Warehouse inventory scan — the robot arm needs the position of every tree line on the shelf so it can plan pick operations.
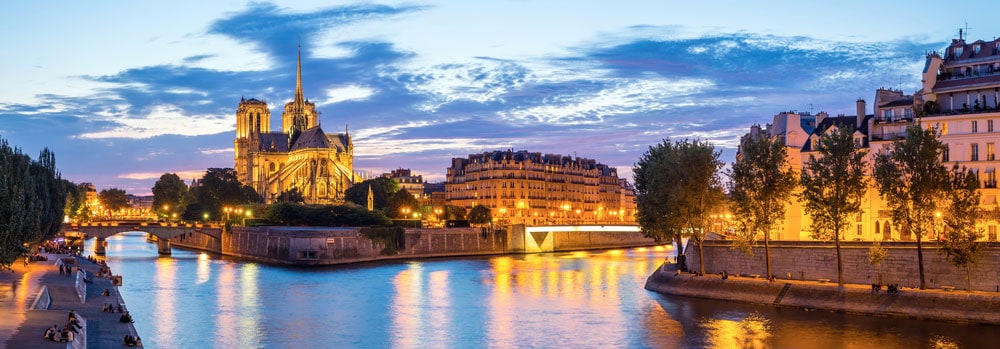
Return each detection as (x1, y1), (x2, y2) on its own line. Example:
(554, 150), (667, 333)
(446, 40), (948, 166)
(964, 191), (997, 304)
(0, 137), (66, 270)
(634, 124), (985, 290)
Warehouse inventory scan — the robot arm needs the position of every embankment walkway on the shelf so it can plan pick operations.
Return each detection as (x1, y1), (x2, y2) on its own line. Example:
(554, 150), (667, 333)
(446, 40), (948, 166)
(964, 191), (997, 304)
(645, 263), (1000, 325)
(0, 252), (141, 348)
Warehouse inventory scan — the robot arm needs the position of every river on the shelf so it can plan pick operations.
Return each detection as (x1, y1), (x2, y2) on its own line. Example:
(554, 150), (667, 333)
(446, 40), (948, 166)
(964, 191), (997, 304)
(86, 233), (999, 348)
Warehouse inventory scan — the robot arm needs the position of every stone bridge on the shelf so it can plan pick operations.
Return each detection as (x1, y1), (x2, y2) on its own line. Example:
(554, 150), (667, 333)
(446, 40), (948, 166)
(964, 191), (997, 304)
(62, 222), (223, 255)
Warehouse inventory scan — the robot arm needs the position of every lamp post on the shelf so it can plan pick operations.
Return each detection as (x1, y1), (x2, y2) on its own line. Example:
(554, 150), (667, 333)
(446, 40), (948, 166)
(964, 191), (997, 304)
(401, 207), (411, 219)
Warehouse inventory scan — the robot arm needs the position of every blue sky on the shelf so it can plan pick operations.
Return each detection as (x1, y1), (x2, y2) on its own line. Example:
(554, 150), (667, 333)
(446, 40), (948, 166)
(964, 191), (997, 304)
(0, 1), (993, 195)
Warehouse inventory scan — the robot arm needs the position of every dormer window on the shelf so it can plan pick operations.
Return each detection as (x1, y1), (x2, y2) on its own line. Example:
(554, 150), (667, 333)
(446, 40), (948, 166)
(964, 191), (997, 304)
(975, 44), (981, 55)
(955, 47), (964, 58)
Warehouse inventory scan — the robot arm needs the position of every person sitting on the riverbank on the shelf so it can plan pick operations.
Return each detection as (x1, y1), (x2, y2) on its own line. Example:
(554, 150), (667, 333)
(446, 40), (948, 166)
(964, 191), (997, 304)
(58, 327), (69, 342)
(674, 269), (681, 276)
(887, 284), (899, 294)
(116, 304), (124, 313)
(871, 284), (882, 293)
(124, 334), (135, 346)
(136, 336), (142, 347)
(120, 311), (134, 323)
(102, 288), (110, 296)
(64, 328), (75, 342)
(721, 270), (728, 280)
(43, 325), (56, 340)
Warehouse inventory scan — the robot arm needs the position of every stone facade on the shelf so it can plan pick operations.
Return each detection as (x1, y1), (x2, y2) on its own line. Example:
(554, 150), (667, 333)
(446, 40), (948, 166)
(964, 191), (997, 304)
(445, 150), (636, 226)
(686, 240), (1000, 292)
(234, 46), (355, 204)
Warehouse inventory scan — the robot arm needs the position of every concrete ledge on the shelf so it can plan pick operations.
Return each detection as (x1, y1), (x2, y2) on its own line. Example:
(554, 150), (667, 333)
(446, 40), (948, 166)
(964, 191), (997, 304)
(645, 263), (1000, 325)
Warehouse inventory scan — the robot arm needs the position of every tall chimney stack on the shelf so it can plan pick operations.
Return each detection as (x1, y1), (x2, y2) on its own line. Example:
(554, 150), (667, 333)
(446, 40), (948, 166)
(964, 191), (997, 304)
(856, 99), (866, 129)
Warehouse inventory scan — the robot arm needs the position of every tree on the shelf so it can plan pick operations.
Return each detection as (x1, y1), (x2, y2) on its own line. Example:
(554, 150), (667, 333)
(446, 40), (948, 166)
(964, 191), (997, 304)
(98, 188), (130, 217)
(873, 125), (950, 289)
(867, 241), (887, 287)
(468, 205), (492, 227)
(800, 127), (868, 286)
(152, 173), (188, 218)
(634, 139), (683, 262)
(939, 165), (984, 291)
(62, 180), (86, 222)
(387, 189), (419, 219)
(0, 138), (65, 269)
(444, 205), (467, 220)
(634, 138), (724, 273)
(728, 131), (797, 279)
(344, 177), (396, 211)
(275, 187), (305, 204)
(196, 168), (259, 220)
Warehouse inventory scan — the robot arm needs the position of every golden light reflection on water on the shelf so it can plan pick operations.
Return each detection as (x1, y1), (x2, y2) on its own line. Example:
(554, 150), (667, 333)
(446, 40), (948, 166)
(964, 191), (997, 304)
(702, 312), (772, 349)
(391, 263), (422, 348)
(481, 246), (675, 347)
(215, 262), (237, 345)
(196, 253), (210, 285)
(238, 263), (261, 346)
(153, 257), (177, 345)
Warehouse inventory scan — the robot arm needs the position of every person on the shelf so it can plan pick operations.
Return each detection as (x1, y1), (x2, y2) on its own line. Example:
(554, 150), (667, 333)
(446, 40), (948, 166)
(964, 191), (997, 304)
(674, 269), (681, 276)
(102, 288), (110, 296)
(43, 325), (55, 340)
(117, 304), (124, 313)
(124, 334), (133, 346)
(65, 329), (75, 342)
(58, 265), (63, 276)
(722, 270), (729, 280)
(136, 336), (143, 347)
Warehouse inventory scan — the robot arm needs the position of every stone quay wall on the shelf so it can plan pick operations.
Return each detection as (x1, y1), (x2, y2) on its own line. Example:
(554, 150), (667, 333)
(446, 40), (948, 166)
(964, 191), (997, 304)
(170, 225), (655, 265)
(170, 226), (508, 265)
(645, 263), (1000, 325)
(686, 240), (1000, 292)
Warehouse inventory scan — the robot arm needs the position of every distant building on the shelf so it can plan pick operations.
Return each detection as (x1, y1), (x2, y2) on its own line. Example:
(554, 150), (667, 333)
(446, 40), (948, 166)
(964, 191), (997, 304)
(383, 168), (425, 198)
(445, 150), (636, 226)
(233, 46), (356, 204)
(753, 34), (1000, 242)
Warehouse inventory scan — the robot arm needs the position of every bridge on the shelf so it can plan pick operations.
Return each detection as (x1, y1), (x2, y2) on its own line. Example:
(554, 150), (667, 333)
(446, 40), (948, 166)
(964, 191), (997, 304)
(61, 222), (223, 255)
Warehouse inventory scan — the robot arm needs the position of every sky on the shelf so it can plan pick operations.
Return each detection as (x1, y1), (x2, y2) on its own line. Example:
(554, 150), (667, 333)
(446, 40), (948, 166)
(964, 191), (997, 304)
(0, 1), (995, 195)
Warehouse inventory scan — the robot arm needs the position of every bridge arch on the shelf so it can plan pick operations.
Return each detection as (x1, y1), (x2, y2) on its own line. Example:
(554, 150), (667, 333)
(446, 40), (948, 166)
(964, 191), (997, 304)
(62, 223), (223, 255)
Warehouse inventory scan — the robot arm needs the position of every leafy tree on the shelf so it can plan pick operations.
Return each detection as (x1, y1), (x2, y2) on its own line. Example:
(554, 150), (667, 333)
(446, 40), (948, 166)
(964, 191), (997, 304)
(98, 188), (130, 217)
(444, 205), (467, 220)
(800, 127), (868, 286)
(635, 139), (724, 273)
(867, 241), (887, 286)
(263, 202), (390, 226)
(344, 177), (396, 210)
(0, 138), (65, 269)
(873, 125), (950, 289)
(634, 139), (683, 262)
(728, 131), (797, 279)
(939, 165), (984, 291)
(275, 187), (306, 203)
(196, 168), (259, 219)
(468, 205), (492, 227)
(62, 180), (82, 222)
(152, 173), (188, 218)
(388, 189), (419, 218)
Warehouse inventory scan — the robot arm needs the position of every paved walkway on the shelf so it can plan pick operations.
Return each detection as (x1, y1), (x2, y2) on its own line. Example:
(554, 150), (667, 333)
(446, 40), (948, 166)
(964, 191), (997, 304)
(0, 253), (141, 348)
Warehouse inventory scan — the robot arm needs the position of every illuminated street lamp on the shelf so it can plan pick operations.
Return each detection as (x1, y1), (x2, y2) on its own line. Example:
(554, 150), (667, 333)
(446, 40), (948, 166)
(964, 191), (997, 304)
(934, 211), (943, 240)
(401, 207), (411, 219)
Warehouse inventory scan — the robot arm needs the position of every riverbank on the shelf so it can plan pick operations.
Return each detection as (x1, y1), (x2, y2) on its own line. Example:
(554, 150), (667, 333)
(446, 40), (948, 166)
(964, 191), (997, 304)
(1, 252), (141, 348)
(645, 263), (1000, 325)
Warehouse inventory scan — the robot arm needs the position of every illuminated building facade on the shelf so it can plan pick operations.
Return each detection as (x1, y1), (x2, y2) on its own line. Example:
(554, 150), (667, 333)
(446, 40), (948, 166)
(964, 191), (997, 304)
(757, 33), (1000, 242)
(234, 46), (355, 204)
(445, 150), (636, 226)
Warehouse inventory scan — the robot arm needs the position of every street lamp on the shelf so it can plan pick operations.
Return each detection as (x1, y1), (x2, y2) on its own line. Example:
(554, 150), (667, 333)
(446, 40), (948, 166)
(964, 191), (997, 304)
(934, 211), (943, 241)
(401, 207), (411, 219)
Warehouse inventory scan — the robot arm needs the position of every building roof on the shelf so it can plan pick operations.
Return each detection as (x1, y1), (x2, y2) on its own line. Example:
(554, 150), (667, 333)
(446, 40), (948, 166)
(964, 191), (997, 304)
(879, 99), (913, 108)
(290, 126), (332, 151)
(257, 132), (290, 152)
(800, 114), (871, 151)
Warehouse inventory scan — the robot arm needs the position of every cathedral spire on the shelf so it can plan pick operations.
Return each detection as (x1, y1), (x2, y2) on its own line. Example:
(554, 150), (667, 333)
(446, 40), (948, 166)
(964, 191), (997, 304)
(294, 41), (304, 108)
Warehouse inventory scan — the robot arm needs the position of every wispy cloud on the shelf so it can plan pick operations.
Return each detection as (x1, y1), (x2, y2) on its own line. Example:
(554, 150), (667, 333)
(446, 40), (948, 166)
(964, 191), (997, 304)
(118, 169), (206, 181)
(317, 84), (376, 105)
(76, 105), (231, 139)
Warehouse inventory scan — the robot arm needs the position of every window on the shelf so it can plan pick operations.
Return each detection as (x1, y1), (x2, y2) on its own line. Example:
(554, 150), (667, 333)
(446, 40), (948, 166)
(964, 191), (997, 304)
(943, 145), (950, 162)
(991, 120), (995, 133)
(989, 143), (996, 161)
(972, 143), (980, 161)
(942, 122), (949, 135)
(857, 224), (863, 236)
(973, 120), (979, 133)
(991, 226), (997, 241)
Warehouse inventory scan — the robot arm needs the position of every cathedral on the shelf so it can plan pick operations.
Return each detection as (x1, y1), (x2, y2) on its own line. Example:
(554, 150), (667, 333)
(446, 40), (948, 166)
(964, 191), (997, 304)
(234, 47), (356, 204)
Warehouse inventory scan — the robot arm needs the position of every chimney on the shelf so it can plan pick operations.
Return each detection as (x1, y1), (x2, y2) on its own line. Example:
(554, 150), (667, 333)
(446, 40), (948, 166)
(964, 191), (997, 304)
(816, 111), (827, 127)
(856, 99), (866, 129)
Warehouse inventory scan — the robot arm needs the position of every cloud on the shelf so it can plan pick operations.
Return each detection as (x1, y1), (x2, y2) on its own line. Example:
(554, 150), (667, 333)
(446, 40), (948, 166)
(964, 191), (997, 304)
(76, 105), (231, 139)
(118, 170), (206, 181)
(317, 84), (376, 105)
(199, 148), (233, 155)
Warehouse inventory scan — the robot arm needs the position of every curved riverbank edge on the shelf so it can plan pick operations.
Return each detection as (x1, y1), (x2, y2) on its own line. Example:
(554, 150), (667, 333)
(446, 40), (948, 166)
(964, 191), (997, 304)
(644, 263), (1000, 325)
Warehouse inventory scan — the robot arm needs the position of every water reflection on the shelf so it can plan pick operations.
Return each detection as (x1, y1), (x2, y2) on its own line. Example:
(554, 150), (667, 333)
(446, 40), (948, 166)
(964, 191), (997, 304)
(86, 235), (1000, 348)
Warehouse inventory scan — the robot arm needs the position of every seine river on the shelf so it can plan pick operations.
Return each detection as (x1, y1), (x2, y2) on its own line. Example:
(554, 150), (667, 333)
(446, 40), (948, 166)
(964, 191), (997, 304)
(86, 233), (999, 348)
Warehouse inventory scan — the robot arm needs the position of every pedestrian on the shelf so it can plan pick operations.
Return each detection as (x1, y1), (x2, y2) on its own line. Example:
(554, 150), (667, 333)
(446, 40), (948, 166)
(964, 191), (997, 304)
(58, 265), (63, 276)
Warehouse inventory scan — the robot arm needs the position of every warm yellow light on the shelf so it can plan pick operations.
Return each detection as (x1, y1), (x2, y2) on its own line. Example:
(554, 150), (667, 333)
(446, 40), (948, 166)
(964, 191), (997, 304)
(934, 211), (942, 218)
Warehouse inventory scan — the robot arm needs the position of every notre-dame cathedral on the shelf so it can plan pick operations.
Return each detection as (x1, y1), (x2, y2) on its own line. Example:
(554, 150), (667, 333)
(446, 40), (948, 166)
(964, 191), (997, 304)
(234, 46), (355, 204)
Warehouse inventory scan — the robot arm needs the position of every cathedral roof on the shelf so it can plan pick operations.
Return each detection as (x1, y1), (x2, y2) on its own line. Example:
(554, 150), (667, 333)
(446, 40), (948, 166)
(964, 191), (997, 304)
(291, 126), (332, 151)
(256, 132), (290, 152)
